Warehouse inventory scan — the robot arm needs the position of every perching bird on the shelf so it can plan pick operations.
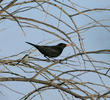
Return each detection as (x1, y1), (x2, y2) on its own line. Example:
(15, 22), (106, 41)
(25, 42), (69, 59)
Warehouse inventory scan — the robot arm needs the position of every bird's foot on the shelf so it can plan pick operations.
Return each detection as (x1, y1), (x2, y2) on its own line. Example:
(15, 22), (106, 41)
(58, 59), (63, 64)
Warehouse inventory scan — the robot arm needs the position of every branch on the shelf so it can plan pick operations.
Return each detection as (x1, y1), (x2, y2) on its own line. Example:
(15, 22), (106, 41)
(0, 0), (17, 14)
(70, 8), (110, 17)
(0, 77), (89, 99)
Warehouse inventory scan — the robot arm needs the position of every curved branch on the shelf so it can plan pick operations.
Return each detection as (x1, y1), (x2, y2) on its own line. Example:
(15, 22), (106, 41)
(0, 77), (89, 99)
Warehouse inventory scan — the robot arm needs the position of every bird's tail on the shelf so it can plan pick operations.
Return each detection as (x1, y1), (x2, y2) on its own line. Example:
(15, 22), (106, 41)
(25, 42), (38, 48)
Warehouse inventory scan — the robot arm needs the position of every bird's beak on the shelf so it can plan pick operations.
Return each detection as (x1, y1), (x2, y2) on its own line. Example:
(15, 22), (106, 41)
(66, 44), (70, 47)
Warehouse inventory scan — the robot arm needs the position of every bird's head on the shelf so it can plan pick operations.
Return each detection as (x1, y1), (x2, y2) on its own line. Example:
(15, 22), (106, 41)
(57, 43), (70, 48)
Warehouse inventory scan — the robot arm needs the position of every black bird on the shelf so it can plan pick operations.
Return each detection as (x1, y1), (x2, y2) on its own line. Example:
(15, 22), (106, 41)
(25, 42), (69, 58)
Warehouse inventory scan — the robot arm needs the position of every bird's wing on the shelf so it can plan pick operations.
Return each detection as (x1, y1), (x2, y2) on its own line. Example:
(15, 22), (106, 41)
(39, 46), (58, 53)
(38, 46), (61, 57)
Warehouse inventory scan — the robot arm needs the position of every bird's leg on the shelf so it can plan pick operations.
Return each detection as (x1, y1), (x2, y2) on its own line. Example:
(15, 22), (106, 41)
(44, 56), (51, 61)
(44, 56), (58, 62)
